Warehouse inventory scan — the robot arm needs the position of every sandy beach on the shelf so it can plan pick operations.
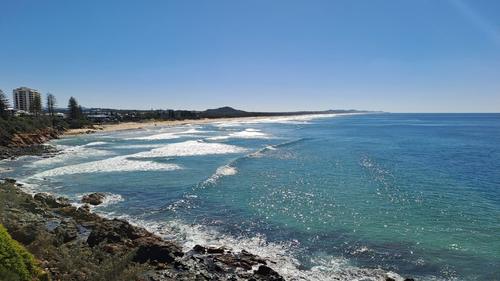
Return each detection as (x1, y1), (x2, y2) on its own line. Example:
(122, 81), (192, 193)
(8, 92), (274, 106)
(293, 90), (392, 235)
(63, 118), (239, 136)
(63, 115), (334, 136)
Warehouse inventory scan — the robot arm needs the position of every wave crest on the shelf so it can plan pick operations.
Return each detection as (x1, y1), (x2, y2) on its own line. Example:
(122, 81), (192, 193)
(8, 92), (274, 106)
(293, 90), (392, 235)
(31, 156), (182, 178)
(134, 140), (247, 158)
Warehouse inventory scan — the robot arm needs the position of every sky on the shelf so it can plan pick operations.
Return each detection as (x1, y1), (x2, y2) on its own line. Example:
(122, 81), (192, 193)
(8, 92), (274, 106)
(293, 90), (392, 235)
(0, 0), (499, 112)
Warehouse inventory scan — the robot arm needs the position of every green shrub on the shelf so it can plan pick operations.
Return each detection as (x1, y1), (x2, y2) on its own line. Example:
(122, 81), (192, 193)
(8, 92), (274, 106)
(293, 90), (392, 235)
(0, 224), (49, 281)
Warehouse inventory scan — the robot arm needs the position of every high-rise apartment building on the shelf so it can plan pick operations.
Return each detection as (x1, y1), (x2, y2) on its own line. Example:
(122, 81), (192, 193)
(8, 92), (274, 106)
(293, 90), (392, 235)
(13, 87), (41, 112)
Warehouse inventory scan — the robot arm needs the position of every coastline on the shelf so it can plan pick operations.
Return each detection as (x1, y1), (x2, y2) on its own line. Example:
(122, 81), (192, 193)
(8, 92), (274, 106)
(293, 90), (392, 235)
(63, 114), (347, 136)
(0, 179), (411, 281)
(63, 118), (239, 136)
(0, 179), (287, 281)
(0, 114), (418, 281)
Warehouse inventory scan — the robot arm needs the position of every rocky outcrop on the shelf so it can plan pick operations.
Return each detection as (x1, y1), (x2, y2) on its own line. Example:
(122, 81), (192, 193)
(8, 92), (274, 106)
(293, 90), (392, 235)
(0, 127), (61, 160)
(0, 143), (58, 160)
(0, 181), (287, 281)
(8, 128), (60, 147)
(81, 192), (106, 205)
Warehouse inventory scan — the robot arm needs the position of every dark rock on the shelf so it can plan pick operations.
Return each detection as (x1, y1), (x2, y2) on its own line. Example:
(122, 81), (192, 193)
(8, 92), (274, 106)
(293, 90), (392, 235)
(34, 193), (62, 208)
(87, 219), (151, 247)
(240, 250), (267, 265)
(215, 254), (254, 270)
(193, 244), (207, 253)
(254, 265), (284, 281)
(133, 236), (184, 264)
(404, 279), (415, 281)
(3, 178), (17, 184)
(386, 278), (396, 281)
(54, 221), (78, 243)
(206, 246), (225, 254)
(55, 205), (78, 216)
(81, 204), (91, 212)
(81, 192), (106, 205)
(56, 197), (71, 206)
(72, 205), (102, 222)
(87, 226), (123, 247)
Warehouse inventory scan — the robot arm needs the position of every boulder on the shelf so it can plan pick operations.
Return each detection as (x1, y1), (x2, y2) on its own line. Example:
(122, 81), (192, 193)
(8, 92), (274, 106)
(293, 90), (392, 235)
(133, 236), (184, 264)
(54, 221), (78, 243)
(81, 192), (106, 205)
(254, 265), (285, 281)
(87, 219), (152, 247)
(34, 193), (62, 208)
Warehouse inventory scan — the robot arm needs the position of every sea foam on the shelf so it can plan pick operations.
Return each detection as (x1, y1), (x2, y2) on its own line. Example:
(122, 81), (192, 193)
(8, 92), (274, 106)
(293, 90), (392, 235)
(134, 140), (247, 158)
(29, 144), (113, 166)
(213, 113), (343, 126)
(30, 140), (246, 178)
(128, 127), (208, 140)
(31, 155), (182, 178)
(203, 165), (238, 185)
(207, 128), (270, 141)
(107, 217), (407, 281)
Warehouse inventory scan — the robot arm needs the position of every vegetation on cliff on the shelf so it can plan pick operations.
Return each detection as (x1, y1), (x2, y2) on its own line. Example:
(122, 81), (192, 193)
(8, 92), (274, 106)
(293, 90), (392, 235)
(0, 224), (49, 281)
(0, 116), (63, 146)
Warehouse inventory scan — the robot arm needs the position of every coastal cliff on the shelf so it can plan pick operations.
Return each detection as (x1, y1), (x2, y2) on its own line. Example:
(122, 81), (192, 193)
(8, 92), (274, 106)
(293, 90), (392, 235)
(0, 117), (64, 160)
(7, 128), (60, 147)
(0, 180), (286, 281)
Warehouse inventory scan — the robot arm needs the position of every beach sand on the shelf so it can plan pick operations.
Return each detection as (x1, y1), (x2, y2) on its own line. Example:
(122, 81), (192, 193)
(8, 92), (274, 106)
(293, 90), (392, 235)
(64, 117), (266, 136)
(63, 113), (347, 136)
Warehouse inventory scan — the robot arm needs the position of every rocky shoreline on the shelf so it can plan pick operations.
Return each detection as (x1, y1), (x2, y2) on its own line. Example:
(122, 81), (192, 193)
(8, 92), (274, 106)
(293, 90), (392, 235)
(0, 180), (286, 281)
(0, 128), (61, 160)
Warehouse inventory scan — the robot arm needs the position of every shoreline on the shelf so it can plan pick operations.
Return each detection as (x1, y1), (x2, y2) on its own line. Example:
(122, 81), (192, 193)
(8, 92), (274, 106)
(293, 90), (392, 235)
(1, 112), (415, 281)
(0, 179), (411, 281)
(0, 179), (287, 281)
(63, 113), (349, 136)
(64, 118), (242, 136)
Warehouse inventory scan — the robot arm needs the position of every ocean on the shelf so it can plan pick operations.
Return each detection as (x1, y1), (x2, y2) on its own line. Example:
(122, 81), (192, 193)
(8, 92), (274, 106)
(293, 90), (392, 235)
(2, 113), (499, 280)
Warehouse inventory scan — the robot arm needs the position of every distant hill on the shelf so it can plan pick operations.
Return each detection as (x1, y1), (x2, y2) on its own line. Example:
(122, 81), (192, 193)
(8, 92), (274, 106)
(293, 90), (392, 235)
(198, 106), (373, 119)
(200, 106), (252, 118)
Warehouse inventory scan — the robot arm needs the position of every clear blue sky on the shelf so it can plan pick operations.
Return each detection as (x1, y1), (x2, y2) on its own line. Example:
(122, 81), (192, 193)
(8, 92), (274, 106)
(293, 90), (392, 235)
(1, 0), (499, 112)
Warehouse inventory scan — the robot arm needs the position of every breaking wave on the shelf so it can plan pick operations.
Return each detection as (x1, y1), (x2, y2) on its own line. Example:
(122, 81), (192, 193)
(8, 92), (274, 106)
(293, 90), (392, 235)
(83, 141), (109, 147)
(212, 113), (344, 126)
(130, 132), (182, 140)
(200, 138), (307, 187)
(30, 156), (182, 178)
(134, 140), (247, 158)
(29, 144), (113, 166)
(207, 128), (270, 141)
(203, 165), (238, 185)
(127, 127), (209, 140)
(102, 216), (406, 281)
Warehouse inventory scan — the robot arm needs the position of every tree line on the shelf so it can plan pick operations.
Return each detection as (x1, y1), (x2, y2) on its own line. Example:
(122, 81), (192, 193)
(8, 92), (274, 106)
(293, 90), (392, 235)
(0, 89), (86, 129)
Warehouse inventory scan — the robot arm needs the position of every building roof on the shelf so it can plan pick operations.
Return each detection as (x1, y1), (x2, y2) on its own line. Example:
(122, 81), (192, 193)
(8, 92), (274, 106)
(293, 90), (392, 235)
(13, 87), (40, 92)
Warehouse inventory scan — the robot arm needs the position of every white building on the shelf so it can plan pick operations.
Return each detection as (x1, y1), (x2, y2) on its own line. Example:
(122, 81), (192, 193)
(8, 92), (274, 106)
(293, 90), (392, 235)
(13, 87), (41, 113)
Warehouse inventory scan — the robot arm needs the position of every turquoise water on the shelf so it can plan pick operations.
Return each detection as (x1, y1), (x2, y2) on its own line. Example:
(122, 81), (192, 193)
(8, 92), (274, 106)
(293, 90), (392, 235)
(2, 113), (499, 280)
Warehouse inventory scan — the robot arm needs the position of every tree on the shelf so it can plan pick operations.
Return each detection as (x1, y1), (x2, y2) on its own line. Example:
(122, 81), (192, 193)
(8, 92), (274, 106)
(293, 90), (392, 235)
(67, 97), (86, 128)
(0, 90), (9, 119)
(30, 94), (42, 116)
(67, 97), (80, 120)
(46, 93), (56, 117)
